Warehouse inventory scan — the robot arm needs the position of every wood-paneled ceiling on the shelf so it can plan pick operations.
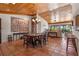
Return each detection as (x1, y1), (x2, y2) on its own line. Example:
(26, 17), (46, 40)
(0, 3), (72, 15)
(0, 3), (49, 16)
(0, 3), (37, 16)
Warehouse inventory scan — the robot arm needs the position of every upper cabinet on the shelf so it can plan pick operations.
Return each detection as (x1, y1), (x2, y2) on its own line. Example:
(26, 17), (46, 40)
(75, 15), (79, 30)
(76, 15), (79, 26)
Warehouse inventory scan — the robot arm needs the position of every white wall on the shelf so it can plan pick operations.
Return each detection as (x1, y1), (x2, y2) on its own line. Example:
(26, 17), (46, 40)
(71, 3), (79, 55)
(0, 13), (48, 43)
(72, 3), (79, 42)
(48, 3), (70, 11)
(37, 16), (48, 33)
(0, 14), (32, 43)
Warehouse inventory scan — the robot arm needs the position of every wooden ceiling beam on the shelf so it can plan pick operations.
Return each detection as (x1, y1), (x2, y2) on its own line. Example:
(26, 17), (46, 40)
(48, 20), (72, 24)
(0, 10), (35, 16)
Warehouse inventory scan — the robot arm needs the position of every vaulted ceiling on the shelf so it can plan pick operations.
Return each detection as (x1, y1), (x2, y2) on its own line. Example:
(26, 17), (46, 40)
(39, 4), (72, 23)
(0, 3), (72, 23)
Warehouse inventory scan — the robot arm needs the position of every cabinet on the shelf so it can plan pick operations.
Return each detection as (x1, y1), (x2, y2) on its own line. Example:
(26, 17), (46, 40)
(75, 15), (79, 30)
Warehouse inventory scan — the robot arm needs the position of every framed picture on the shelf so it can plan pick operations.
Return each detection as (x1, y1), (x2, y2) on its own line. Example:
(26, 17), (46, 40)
(11, 17), (29, 32)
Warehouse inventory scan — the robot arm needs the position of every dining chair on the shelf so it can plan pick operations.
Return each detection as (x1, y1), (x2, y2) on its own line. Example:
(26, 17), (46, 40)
(8, 35), (13, 42)
(42, 31), (48, 45)
(23, 35), (33, 48)
(34, 35), (42, 48)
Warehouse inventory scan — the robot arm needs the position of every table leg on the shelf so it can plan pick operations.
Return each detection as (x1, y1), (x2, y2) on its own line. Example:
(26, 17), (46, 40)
(66, 38), (69, 56)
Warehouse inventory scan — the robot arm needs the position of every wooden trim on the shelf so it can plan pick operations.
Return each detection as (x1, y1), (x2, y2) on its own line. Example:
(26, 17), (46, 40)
(75, 15), (79, 26)
(0, 11), (35, 16)
(48, 21), (72, 25)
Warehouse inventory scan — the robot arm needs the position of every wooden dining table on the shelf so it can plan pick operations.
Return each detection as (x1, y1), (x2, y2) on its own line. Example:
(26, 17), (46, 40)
(26, 33), (41, 42)
(24, 33), (43, 48)
(27, 33), (42, 36)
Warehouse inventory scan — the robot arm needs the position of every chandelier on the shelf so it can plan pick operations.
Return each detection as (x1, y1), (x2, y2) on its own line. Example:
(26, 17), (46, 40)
(32, 12), (40, 23)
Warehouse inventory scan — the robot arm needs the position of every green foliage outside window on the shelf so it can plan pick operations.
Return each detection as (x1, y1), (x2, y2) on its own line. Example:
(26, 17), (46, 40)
(50, 26), (58, 31)
(50, 25), (71, 32)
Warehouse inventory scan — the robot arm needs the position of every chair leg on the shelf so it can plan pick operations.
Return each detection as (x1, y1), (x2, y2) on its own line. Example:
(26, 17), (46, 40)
(23, 40), (29, 48)
(43, 39), (46, 45)
(26, 43), (29, 48)
(35, 41), (38, 47)
(40, 41), (42, 48)
(32, 42), (35, 48)
(23, 40), (26, 47)
(34, 40), (42, 48)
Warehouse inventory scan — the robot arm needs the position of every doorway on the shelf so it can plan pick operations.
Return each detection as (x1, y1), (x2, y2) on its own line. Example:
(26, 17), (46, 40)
(0, 18), (1, 44)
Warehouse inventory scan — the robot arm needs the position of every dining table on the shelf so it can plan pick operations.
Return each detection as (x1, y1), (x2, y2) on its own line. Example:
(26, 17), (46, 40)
(24, 33), (43, 48)
(27, 33), (42, 36)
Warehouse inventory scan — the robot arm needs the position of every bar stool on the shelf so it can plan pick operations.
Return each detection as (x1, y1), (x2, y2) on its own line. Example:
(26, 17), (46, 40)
(66, 34), (77, 56)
